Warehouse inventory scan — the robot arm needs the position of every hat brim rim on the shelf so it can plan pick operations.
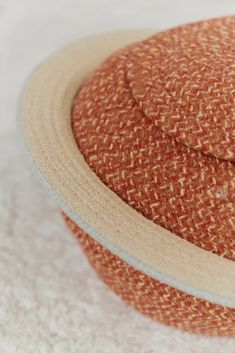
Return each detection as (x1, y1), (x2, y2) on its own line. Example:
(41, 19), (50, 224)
(19, 30), (235, 308)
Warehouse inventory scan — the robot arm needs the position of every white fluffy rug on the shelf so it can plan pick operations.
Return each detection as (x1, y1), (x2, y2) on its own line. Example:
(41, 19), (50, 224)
(1, 131), (235, 353)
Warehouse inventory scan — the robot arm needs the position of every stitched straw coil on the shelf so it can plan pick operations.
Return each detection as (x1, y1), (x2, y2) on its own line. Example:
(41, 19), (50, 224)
(72, 16), (235, 261)
(19, 15), (235, 336)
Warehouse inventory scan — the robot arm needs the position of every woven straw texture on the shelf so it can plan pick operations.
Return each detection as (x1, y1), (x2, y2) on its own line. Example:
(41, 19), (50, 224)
(72, 16), (235, 261)
(21, 30), (235, 307)
(69, 16), (235, 335)
(64, 215), (235, 336)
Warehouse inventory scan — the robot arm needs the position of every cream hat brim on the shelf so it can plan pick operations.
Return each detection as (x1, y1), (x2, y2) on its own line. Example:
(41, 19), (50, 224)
(19, 30), (235, 308)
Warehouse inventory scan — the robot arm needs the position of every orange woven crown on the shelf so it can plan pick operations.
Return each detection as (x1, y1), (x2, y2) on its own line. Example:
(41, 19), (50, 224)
(72, 16), (235, 261)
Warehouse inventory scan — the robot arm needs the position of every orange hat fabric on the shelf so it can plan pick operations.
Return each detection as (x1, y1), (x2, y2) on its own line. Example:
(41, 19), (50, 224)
(64, 214), (235, 336)
(19, 15), (235, 337)
(69, 16), (235, 335)
(72, 16), (235, 262)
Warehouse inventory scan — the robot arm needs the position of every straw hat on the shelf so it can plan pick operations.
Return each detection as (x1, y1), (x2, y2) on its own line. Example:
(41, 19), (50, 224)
(19, 16), (235, 335)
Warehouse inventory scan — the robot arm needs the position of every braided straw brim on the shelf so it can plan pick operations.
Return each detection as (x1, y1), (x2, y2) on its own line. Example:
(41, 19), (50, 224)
(19, 31), (235, 308)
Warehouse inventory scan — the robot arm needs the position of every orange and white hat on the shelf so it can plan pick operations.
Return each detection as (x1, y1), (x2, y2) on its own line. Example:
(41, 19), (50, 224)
(19, 16), (235, 335)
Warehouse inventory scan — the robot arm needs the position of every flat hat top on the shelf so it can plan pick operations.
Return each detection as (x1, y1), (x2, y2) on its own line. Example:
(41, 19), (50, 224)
(72, 16), (235, 262)
(127, 16), (235, 161)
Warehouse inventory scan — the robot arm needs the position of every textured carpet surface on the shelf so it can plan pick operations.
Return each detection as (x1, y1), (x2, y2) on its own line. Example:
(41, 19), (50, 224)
(1, 131), (235, 352)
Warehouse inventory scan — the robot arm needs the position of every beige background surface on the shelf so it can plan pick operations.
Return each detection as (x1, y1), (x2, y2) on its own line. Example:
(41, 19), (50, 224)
(1, 1), (235, 352)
